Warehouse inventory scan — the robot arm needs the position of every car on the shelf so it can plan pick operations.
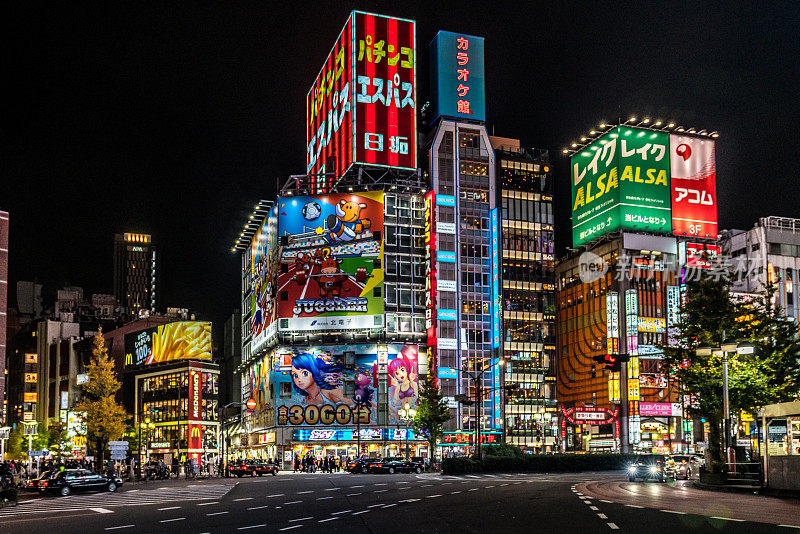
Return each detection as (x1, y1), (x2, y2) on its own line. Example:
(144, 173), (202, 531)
(23, 470), (51, 492)
(40, 469), (122, 496)
(671, 455), (693, 479)
(368, 457), (424, 474)
(347, 458), (382, 474)
(253, 461), (279, 476)
(229, 460), (258, 478)
(627, 454), (676, 483)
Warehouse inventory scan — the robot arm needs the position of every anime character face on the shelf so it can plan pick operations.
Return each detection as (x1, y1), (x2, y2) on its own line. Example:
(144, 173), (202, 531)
(393, 365), (408, 382)
(291, 365), (314, 391)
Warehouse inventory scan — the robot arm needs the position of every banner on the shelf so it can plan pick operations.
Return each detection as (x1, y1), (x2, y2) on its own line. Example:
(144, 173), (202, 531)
(670, 135), (717, 237)
(125, 322), (212, 367)
(276, 193), (384, 331)
(250, 205), (280, 353)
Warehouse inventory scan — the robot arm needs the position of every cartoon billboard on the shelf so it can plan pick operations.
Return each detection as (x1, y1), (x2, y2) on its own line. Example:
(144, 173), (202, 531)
(276, 192), (384, 331)
(250, 204), (280, 353)
(387, 344), (420, 425)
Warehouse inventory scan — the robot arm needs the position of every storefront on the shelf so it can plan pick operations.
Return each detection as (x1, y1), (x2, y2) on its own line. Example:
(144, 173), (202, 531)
(133, 361), (220, 469)
(288, 428), (428, 465)
(440, 431), (504, 456)
(560, 406), (620, 452)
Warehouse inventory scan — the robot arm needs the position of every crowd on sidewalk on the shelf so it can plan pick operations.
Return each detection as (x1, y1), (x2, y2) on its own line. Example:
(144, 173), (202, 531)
(293, 453), (348, 473)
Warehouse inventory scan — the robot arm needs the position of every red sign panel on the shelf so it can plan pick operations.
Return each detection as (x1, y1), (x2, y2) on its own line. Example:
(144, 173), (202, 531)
(353, 12), (416, 171)
(442, 432), (501, 445)
(670, 135), (718, 238)
(189, 369), (202, 422)
(306, 15), (354, 189)
(686, 243), (720, 269)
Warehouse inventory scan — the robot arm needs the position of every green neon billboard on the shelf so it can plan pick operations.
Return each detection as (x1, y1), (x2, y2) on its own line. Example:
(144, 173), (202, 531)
(571, 126), (672, 246)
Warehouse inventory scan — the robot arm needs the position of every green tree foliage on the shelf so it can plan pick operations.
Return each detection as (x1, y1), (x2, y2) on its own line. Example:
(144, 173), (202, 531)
(74, 330), (129, 464)
(6, 426), (25, 459)
(413, 371), (451, 462)
(663, 276), (800, 470)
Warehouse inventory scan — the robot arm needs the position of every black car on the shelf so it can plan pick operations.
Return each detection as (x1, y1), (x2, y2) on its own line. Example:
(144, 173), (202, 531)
(368, 457), (424, 474)
(40, 469), (122, 496)
(627, 454), (675, 483)
(23, 470), (51, 492)
(347, 458), (382, 474)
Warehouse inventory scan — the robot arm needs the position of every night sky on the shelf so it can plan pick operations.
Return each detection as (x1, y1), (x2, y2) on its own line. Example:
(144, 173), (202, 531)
(5, 2), (799, 325)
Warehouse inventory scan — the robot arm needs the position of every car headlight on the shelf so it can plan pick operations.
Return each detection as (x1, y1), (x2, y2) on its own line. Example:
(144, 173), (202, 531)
(649, 466), (659, 473)
(628, 466), (637, 473)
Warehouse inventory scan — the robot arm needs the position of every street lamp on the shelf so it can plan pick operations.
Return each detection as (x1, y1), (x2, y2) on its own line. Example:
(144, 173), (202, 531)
(219, 398), (256, 477)
(695, 336), (756, 462)
(398, 402), (417, 460)
(353, 393), (366, 459)
(461, 358), (505, 459)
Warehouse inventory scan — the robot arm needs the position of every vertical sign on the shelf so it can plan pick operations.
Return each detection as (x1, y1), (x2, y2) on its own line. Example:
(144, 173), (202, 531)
(605, 292), (619, 355)
(666, 285), (680, 347)
(306, 14), (354, 188)
(490, 208), (500, 348)
(429, 31), (486, 122)
(354, 12), (417, 171)
(425, 191), (438, 382)
(188, 369), (203, 450)
(670, 135), (717, 238)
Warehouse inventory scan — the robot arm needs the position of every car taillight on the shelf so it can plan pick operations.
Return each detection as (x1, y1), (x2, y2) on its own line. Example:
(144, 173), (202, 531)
(41, 481), (48, 487)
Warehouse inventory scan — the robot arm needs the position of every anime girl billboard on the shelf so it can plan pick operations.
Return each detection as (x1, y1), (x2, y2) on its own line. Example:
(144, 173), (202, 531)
(387, 344), (420, 424)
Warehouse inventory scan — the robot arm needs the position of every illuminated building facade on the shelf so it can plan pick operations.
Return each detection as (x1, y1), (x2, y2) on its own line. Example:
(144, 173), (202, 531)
(114, 232), (158, 315)
(0, 210), (7, 423)
(490, 138), (558, 451)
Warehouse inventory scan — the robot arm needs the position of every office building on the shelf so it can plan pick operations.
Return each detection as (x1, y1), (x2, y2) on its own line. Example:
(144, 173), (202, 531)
(491, 137), (558, 451)
(114, 233), (158, 315)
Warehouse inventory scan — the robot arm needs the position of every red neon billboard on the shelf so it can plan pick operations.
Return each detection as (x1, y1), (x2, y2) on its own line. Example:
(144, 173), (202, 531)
(306, 12), (417, 188)
(670, 135), (718, 238)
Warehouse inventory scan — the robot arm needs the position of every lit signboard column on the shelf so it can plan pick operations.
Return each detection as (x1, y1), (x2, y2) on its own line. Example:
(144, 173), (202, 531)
(188, 368), (203, 451)
(606, 292), (620, 404)
(490, 208), (501, 429)
(625, 289), (640, 444)
(429, 31), (485, 122)
(353, 12), (417, 171)
(425, 191), (438, 381)
(669, 135), (717, 238)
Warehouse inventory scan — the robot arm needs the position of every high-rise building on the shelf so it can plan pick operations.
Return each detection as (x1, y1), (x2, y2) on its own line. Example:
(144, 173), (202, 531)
(490, 138), (558, 452)
(721, 216), (800, 322)
(0, 210), (8, 423)
(114, 233), (158, 315)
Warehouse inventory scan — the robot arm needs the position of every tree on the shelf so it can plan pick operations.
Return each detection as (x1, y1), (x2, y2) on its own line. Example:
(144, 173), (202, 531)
(663, 276), (800, 470)
(74, 329), (129, 465)
(6, 426), (25, 459)
(413, 371), (451, 463)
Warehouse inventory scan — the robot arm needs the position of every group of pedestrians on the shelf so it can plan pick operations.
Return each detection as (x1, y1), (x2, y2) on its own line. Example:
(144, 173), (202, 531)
(293, 453), (346, 473)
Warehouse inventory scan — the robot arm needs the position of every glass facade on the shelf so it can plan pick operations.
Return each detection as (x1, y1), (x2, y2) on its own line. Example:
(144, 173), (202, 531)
(494, 146), (557, 451)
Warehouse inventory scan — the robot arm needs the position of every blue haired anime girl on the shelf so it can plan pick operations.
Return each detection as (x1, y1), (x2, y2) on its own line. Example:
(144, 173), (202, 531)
(290, 353), (352, 407)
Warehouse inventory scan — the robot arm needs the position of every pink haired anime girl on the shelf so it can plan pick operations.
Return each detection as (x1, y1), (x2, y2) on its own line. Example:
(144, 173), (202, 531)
(388, 352), (418, 409)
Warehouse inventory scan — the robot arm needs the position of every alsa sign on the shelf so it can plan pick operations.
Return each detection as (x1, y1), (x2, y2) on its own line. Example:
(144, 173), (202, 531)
(306, 11), (417, 182)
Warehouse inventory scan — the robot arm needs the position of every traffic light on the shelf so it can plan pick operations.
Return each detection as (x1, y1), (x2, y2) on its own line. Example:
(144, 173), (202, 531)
(593, 353), (630, 372)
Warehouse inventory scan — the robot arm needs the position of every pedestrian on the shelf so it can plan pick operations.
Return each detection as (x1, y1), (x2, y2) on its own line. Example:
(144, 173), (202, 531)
(293, 455), (299, 473)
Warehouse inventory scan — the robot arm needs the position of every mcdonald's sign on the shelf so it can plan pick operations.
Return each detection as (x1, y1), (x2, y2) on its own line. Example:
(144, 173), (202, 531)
(188, 423), (202, 450)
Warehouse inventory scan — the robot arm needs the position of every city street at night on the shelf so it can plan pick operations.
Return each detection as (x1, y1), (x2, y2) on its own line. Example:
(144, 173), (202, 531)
(1, 471), (798, 533)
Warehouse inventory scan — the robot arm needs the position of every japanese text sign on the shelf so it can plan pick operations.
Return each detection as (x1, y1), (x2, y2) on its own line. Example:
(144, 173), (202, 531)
(670, 135), (717, 238)
(430, 31), (485, 122)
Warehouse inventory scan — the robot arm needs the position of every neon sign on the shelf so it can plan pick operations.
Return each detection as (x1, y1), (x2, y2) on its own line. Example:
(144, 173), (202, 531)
(425, 190), (438, 381)
(430, 31), (485, 122)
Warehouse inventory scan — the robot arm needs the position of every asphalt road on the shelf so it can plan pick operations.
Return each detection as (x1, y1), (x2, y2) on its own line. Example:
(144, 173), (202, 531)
(1, 471), (798, 533)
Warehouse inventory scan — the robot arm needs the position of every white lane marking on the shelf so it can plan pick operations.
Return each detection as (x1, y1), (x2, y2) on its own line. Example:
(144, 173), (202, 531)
(289, 516), (313, 522)
(608, 523), (619, 530)
(711, 517), (745, 522)
(317, 496), (333, 500)
(468, 488), (478, 491)
(599, 500), (612, 504)
(238, 525), (267, 531)
(426, 494), (442, 498)
(485, 485), (495, 488)
(382, 504), (397, 508)
(625, 504), (643, 508)
(500, 483), (509, 487)
(420, 484), (433, 487)
(247, 505), (270, 510)
(297, 490), (314, 494)
(350, 485), (365, 488)
(598, 513), (608, 519)
(778, 525), (800, 529)
(279, 526), (302, 532)
(368, 504), (385, 508)
(159, 518), (186, 523)
(589, 506), (599, 511)
(400, 498), (420, 503)
(374, 483), (388, 486)
(374, 489), (388, 493)
(324, 488), (341, 491)
(267, 494), (285, 497)
(91, 508), (114, 514)
(346, 493), (362, 496)
(207, 511), (229, 516)
(319, 517), (338, 522)
(352, 510), (370, 515)
(331, 510), (352, 515)
(197, 502), (220, 506)
(158, 507), (180, 511)
(234, 497), (254, 501)
(661, 510), (686, 515)
(450, 491), (462, 494)
(397, 481), (409, 484)
(283, 500), (303, 505)
(104, 526), (134, 531)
